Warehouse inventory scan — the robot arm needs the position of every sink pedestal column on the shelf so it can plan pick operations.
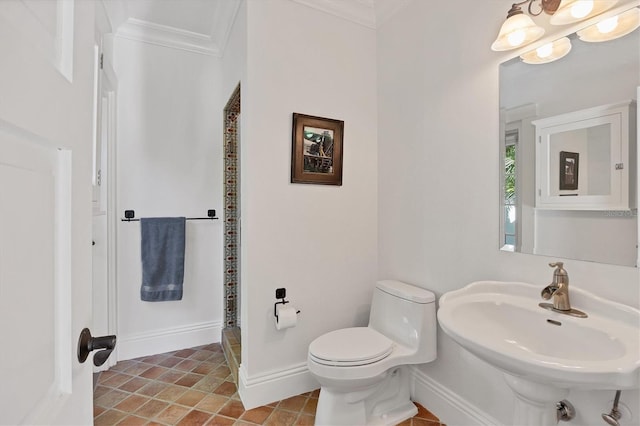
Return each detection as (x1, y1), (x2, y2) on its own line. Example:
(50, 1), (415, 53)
(504, 374), (569, 426)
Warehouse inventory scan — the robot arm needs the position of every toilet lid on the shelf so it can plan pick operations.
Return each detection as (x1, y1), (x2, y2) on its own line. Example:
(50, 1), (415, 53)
(309, 327), (393, 366)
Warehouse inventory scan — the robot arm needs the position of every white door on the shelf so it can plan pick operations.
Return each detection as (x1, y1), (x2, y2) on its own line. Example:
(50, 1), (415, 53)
(0, 1), (97, 424)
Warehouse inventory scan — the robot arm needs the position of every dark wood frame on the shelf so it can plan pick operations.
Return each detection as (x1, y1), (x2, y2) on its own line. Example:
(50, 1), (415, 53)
(291, 113), (344, 185)
(559, 151), (579, 190)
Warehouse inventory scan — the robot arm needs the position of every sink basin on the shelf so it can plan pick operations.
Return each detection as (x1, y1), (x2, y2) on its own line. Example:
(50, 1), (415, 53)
(437, 281), (640, 390)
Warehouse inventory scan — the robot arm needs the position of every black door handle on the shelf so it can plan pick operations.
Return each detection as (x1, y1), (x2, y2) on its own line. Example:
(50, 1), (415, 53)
(77, 328), (117, 367)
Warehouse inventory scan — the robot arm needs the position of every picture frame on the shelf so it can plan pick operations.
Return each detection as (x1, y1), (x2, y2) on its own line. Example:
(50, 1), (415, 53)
(291, 113), (344, 185)
(559, 151), (579, 190)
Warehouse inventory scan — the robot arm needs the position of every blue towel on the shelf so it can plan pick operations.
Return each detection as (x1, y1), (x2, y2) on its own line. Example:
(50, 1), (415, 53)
(140, 217), (186, 302)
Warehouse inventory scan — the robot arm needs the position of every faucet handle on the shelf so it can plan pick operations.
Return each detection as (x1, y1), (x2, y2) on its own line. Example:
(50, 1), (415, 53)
(549, 261), (564, 269)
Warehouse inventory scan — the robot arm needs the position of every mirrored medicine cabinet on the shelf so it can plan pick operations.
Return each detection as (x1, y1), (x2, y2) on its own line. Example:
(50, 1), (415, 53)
(499, 11), (639, 267)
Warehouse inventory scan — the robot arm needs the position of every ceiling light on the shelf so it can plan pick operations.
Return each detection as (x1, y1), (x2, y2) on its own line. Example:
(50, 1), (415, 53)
(550, 0), (618, 25)
(492, 3), (545, 51)
(520, 37), (572, 64)
(577, 7), (640, 42)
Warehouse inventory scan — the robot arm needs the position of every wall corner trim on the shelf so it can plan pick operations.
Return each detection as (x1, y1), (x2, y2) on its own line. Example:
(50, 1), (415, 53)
(238, 362), (319, 410)
(410, 366), (505, 426)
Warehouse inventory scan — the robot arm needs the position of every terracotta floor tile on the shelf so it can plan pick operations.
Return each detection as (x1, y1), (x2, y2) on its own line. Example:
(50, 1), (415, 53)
(155, 384), (188, 402)
(174, 348), (197, 358)
(137, 381), (168, 397)
(141, 354), (169, 365)
(302, 397), (317, 415)
(111, 360), (138, 372)
(102, 372), (132, 388)
(196, 394), (229, 413)
(213, 381), (237, 397)
(263, 409), (297, 426)
(125, 362), (153, 376)
(117, 414), (148, 426)
(190, 350), (214, 361)
(119, 377), (150, 393)
(95, 389), (130, 408)
(134, 399), (170, 418)
(192, 375), (223, 393)
(94, 409), (128, 426)
(177, 409), (213, 425)
(97, 369), (118, 382)
(176, 390), (208, 407)
(294, 413), (315, 426)
(415, 403), (440, 421)
(115, 394), (151, 412)
(159, 356), (184, 368)
(94, 385), (112, 399)
(277, 395), (307, 412)
(192, 361), (216, 375)
(175, 358), (200, 371)
(413, 418), (442, 426)
(140, 366), (170, 379)
(157, 370), (186, 384)
(176, 373), (205, 388)
(154, 403), (191, 424)
(239, 406), (273, 424)
(93, 405), (106, 418)
(94, 342), (446, 426)
(205, 415), (235, 426)
(211, 365), (231, 379)
(218, 399), (245, 419)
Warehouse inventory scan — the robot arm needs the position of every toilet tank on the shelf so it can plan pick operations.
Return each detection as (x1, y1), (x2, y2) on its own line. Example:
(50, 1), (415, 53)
(369, 280), (436, 362)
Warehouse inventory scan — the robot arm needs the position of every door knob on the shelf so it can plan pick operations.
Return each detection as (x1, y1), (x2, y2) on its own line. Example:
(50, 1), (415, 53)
(77, 328), (116, 367)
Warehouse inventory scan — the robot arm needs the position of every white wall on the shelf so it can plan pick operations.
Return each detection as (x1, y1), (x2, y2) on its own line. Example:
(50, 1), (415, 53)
(114, 37), (224, 359)
(238, 0), (378, 407)
(221, 0), (246, 107)
(377, 1), (639, 425)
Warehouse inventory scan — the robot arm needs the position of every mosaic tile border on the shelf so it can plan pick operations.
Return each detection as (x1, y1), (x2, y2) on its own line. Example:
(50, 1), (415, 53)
(223, 84), (241, 328)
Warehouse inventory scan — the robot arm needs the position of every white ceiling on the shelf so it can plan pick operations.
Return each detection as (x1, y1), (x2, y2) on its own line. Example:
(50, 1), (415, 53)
(105, 0), (411, 57)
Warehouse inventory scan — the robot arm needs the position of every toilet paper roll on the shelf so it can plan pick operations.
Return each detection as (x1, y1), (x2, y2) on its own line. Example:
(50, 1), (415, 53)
(275, 304), (298, 330)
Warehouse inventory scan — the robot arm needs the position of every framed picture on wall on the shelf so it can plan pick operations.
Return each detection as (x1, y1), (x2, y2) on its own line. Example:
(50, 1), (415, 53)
(559, 151), (579, 190)
(291, 113), (344, 185)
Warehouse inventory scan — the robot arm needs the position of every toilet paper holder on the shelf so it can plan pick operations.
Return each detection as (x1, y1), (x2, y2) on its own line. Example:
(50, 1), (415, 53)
(274, 287), (300, 320)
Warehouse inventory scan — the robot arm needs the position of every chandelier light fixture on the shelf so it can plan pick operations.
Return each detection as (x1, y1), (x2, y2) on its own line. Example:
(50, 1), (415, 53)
(491, 0), (619, 52)
(577, 7), (640, 42)
(519, 36), (572, 63)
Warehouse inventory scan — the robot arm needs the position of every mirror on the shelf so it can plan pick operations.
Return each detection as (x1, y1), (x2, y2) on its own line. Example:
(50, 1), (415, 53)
(499, 16), (639, 267)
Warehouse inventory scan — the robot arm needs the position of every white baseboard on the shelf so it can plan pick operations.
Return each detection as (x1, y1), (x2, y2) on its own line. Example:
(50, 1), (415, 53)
(238, 362), (319, 410)
(117, 320), (222, 361)
(410, 366), (504, 426)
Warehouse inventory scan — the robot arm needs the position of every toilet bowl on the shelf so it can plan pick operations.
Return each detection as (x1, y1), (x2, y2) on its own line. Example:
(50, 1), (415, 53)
(307, 280), (437, 426)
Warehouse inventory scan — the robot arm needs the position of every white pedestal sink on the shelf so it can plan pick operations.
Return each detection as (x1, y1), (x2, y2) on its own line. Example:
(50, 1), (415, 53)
(437, 281), (640, 425)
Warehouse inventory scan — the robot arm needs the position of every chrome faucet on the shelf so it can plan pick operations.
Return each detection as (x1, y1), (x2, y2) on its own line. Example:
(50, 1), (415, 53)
(539, 262), (587, 318)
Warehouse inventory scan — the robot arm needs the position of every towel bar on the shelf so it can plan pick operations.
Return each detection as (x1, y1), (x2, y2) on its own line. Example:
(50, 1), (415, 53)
(121, 209), (219, 222)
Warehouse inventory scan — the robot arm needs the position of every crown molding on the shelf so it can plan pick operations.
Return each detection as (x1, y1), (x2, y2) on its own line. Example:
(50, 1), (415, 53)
(291, 0), (376, 29)
(211, 0), (242, 57)
(375, 0), (412, 27)
(117, 18), (220, 56)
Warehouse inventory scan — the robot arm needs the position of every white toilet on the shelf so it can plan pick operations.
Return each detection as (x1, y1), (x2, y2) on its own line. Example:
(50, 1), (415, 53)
(307, 280), (437, 426)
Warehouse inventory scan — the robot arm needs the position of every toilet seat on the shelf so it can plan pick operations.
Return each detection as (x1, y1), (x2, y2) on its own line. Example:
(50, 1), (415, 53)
(309, 327), (393, 367)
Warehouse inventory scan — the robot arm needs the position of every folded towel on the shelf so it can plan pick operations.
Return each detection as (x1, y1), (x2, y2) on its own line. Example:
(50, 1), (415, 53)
(140, 217), (186, 302)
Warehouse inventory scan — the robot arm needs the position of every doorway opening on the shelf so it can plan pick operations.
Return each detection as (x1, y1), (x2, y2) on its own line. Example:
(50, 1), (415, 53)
(221, 84), (241, 384)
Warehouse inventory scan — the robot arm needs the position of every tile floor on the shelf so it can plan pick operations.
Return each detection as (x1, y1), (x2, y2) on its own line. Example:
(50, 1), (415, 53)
(94, 343), (445, 425)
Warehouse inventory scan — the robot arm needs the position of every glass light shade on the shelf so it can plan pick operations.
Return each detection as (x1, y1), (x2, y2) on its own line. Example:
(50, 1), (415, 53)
(520, 37), (572, 64)
(577, 8), (640, 42)
(492, 13), (545, 51)
(550, 0), (618, 25)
